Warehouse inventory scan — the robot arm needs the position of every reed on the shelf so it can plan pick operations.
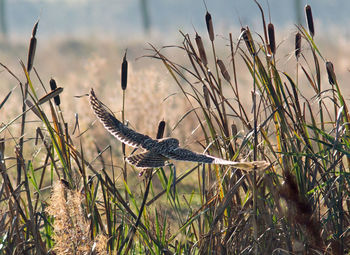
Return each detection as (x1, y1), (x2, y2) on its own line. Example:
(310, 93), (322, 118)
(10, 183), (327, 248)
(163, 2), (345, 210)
(121, 50), (128, 91)
(326, 61), (336, 85)
(205, 11), (214, 42)
(305, 5), (315, 37)
(195, 32), (208, 66)
(27, 20), (38, 73)
(0, 2), (348, 254)
(49, 78), (61, 106)
(295, 32), (301, 59)
(268, 23), (276, 55)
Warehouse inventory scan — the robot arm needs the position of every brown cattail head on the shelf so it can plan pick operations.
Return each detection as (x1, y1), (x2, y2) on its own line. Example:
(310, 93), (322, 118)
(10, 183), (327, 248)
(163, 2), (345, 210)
(295, 32), (301, 59)
(195, 33), (208, 66)
(268, 23), (276, 55)
(202, 85), (211, 109)
(205, 11), (214, 41)
(241, 27), (256, 56)
(326, 61), (336, 85)
(305, 5), (314, 37)
(50, 78), (61, 106)
(231, 123), (237, 137)
(49, 78), (57, 90)
(216, 59), (231, 83)
(156, 120), (166, 139)
(121, 50), (128, 90)
(27, 20), (39, 73)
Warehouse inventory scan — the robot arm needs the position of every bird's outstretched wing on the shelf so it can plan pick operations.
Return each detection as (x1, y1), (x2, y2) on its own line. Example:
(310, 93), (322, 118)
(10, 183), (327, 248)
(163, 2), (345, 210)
(165, 148), (214, 163)
(166, 148), (269, 171)
(90, 89), (156, 149)
(126, 151), (167, 168)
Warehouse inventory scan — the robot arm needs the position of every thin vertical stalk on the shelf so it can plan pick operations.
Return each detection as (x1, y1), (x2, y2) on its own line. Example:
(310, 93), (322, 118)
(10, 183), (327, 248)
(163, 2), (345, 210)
(121, 50), (128, 201)
(252, 50), (259, 255)
(17, 21), (39, 185)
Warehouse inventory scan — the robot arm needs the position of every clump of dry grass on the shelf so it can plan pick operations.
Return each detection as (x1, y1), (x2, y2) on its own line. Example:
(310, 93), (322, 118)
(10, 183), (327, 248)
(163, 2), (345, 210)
(46, 181), (107, 254)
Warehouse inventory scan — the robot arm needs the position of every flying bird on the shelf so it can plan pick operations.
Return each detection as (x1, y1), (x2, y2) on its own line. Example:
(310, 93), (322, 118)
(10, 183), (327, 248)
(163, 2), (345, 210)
(89, 89), (269, 171)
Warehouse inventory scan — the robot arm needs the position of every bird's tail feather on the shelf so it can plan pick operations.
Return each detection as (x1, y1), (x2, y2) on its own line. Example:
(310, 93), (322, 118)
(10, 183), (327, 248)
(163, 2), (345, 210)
(213, 158), (269, 171)
(126, 152), (167, 168)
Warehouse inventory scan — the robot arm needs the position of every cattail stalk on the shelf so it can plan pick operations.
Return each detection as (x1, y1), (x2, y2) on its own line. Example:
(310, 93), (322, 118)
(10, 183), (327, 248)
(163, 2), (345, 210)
(216, 59), (231, 83)
(156, 120), (166, 139)
(49, 78), (61, 106)
(231, 123), (237, 137)
(295, 32), (301, 59)
(195, 33), (207, 66)
(27, 21), (38, 73)
(326, 61), (336, 85)
(205, 11), (214, 42)
(326, 61), (338, 120)
(121, 49), (128, 201)
(18, 20), (39, 185)
(121, 50), (128, 90)
(202, 85), (211, 109)
(241, 27), (256, 56)
(305, 5), (314, 37)
(268, 23), (276, 55)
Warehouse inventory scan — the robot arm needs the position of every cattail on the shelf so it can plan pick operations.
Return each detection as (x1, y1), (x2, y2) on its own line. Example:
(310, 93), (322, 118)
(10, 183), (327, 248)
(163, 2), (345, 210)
(241, 27), (256, 56)
(216, 59), (231, 83)
(231, 123), (237, 137)
(205, 11), (214, 42)
(49, 78), (61, 106)
(268, 23), (276, 55)
(326, 61), (336, 85)
(156, 120), (166, 139)
(295, 32), (301, 59)
(27, 20), (39, 73)
(305, 5), (314, 37)
(195, 33), (208, 66)
(202, 85), (211, 109)
(121, 50), (128, 90)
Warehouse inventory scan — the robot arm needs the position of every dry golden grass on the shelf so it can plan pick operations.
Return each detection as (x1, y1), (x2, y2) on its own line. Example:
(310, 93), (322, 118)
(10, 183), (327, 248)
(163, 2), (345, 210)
(46, 181), (107, 254)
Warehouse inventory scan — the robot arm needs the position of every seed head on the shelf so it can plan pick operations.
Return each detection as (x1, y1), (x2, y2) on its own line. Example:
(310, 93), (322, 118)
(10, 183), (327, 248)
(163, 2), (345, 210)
(241, 27), (256, 56)
(295, 32), (301, 59)
(202, 85), (211, 109)
(305, 5), (314, 37)
(217, 59), (231, 83)
(326, 61), (336, 85)
(195, 33), (208, 66)
(205, 11), (214, 41)
(49, 78), (61, 106)
(121, 50), (128, 90)
(27, 21), (39, 73)
(156, 120), (166, 139)
(268, 23), (276, 55)
(231, 123), (237, 137)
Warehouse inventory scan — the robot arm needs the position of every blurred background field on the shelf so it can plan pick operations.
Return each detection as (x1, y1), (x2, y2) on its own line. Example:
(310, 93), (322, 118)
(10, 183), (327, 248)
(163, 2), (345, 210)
(2, 0), (350, 138)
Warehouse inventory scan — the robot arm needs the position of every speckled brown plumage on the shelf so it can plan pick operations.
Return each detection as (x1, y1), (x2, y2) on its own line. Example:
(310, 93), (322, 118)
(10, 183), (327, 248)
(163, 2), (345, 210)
(90, 89), (269, 170)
